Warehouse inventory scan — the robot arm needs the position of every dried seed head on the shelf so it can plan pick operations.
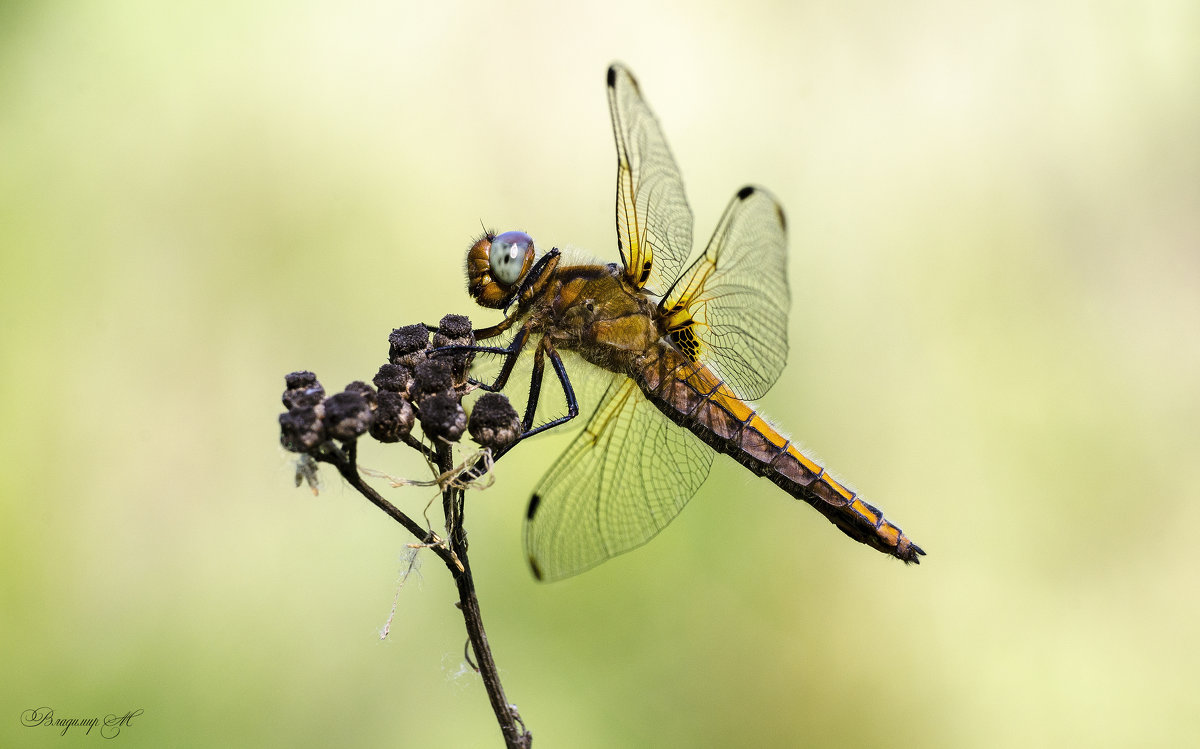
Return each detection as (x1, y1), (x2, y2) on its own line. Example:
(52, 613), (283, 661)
(285, 371), (320, 390)
(344, 380), (377, 408)
(468, 392), (522, 449)
(412, 359), (454, 402)
(373, 363), (412, 394)
(280, 407), (325, 452)
(417, 392), (467, 442)
(388, 324), (431, 368)
(435, 313), (472, 341)
(282, 371), (325, 410)
(433, 314), (475, 386)
(323, 391), (372, 441)
(370, 390), (415, 443)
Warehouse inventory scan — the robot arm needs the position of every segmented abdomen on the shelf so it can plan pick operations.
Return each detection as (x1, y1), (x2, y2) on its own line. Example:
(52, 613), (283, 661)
(635, 349), (925, 563)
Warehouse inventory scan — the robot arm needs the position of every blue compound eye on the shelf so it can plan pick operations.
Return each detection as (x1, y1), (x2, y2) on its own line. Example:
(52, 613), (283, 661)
(488, 231), (535, 286)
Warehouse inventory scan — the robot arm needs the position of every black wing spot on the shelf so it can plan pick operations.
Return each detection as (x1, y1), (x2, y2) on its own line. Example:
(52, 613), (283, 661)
(529, 556), (544, 581)
(527, 493), (542, 520)
(607, 66), (617, 87)
(737, 185), (756, 200)
(670, 325), (702, 361)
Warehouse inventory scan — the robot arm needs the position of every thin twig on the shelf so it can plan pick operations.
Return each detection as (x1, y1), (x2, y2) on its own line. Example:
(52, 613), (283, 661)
(313, 438), (530, 748)
(436, 442), (532, 749)
(314, 442), (457, 573)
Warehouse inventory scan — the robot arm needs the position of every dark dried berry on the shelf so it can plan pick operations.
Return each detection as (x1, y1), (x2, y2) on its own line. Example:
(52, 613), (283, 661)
(285, 371), (320, 390)
(369, 390), (414, 443)
(412, 359), (454, 401)
(389, 324), (430, 366)
(468, 393), (522, 449)
(435, 314), (473, 341)
(283, 371), (325, 409)
(373, 363), (411, 393)
(433, 314), (475, 386)
(280, 407), (325, 452)
(323, 391), (371, 441)
(344, 380), (377, 407)
(417, 392), (466, 442)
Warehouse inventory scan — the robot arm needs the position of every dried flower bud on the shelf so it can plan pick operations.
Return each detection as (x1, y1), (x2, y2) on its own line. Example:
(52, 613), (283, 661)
(433, 314), (475, 386)
(370, 390), (414, 443)
(283, 371), (325, 409)
(323, 391), (371, 441)
(412, 359), (453, 402)
(435, 313), (472, 341)
(418, 392), (466, 442)
(280, 406), (325, 452)
(344, 380), (377, 408)
(389, 324), (430, 368)
(373, 363), (411, 394)
(468, 393), (522, 449)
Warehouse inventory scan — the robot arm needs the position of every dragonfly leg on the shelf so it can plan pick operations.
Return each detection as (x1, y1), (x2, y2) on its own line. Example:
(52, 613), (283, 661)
(503, 248), (560, 313)
(431, 321), (534, 392)
(429, 301), (525, 341)
(459, 337), (578, 470)
(518, 338), (578, 439)
(472, 317), (518, 342)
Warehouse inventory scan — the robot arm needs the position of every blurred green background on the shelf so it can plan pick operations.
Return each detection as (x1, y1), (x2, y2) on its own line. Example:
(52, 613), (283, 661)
(3, 1), (1198, 746)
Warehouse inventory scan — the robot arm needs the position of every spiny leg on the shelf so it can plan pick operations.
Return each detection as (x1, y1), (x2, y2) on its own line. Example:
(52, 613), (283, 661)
(432, 320), (534, 393)
(517, 337), (578, 440)
(426, 309), (521, 342)
(462, 338), (579, 477)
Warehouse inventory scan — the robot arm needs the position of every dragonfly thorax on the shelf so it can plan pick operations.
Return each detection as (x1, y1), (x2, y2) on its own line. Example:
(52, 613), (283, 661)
(543, 267), (661, 373)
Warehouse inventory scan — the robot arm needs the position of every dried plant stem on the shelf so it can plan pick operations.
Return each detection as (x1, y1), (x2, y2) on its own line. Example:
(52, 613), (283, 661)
(437, 442), (530, 748)
(317, 440), (531, 748)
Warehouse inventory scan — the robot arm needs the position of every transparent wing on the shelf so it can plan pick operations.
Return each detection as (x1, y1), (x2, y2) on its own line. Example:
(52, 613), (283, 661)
(524, 375), (714, 582)
(659, 186), (790, 400)
(608, 63), (694, 296)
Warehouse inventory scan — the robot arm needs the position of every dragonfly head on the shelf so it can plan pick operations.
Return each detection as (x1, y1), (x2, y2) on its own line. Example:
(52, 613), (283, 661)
(466, 230), (547, 310)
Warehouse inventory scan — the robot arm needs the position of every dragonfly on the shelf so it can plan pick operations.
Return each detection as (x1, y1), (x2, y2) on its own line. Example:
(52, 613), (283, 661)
(458, 64), (924, 581)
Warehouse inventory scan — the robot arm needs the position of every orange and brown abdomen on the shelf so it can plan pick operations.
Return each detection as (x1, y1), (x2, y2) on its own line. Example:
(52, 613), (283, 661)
(635, 349), (925, 563)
